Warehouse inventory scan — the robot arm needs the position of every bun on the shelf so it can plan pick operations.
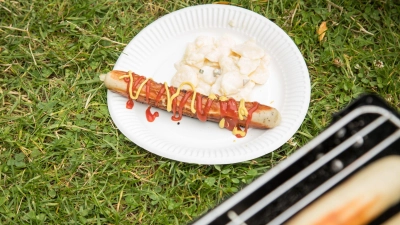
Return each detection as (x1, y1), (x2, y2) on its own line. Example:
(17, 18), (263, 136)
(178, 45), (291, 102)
(287, 156), (400, 225)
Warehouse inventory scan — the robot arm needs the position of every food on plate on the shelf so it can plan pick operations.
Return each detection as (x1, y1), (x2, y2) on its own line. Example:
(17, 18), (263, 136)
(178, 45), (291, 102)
(100, 70), (281, 137)
(286, 156), (400, 225)
(171, 35), (270, 101)
(384, 213), (400, 225)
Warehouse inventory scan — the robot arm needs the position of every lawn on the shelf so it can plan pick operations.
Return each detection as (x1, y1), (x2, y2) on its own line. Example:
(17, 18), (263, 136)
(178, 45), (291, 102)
(0, 0), (399, 224)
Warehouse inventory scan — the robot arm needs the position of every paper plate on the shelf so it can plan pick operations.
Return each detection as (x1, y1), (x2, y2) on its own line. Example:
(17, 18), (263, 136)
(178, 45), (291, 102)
(108, 4), (310, 164)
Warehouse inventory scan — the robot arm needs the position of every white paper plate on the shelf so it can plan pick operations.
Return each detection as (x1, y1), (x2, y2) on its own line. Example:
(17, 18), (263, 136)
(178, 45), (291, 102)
(108, 4), (310, 164)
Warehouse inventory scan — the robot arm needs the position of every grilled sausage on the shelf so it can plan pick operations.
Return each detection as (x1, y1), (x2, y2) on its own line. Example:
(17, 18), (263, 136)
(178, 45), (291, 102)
(287, 156), (400, 225)
(100, 70), (281, 133)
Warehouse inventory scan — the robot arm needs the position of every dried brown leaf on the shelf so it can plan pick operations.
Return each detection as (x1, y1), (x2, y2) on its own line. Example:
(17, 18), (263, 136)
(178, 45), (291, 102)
(318, 21), (328, 42)
(213, 1), (231, 4)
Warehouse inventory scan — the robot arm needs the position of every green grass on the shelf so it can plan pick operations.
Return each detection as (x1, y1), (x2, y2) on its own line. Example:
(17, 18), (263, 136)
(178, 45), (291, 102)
(0, 0), (399, 224)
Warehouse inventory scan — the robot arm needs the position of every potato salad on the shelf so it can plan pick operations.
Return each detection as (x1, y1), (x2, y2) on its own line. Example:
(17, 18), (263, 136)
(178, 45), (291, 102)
(171, 35), (270, 101)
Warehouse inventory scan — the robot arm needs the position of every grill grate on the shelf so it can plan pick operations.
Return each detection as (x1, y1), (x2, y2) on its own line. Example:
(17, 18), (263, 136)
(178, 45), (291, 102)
(192, 95), (400, 225)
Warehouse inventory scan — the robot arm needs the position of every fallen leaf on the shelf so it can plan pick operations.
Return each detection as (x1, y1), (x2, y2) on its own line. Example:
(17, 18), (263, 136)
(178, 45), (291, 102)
(318, 21), (328, 42)
(213, 1), (231, 4)
(213, 1), (241, 5)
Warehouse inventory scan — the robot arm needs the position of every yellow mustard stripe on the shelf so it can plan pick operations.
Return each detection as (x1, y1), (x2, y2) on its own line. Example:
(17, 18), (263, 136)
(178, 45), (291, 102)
(119, 75), (130, 79)
(132, 77), (151, 100)
(219, 96), (228, 101)
(169, 82), (197, 114)
(128, 71), (135, 99)
(164, 82), (172, 112)
(219, 118), (225, 128)
(238, 99), (248, 120)
(232, 127), (246, 137)
(208, 93), (217, 100)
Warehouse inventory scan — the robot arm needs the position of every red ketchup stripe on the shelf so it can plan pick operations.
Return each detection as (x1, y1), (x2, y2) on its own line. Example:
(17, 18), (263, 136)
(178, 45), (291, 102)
(196, 94), (214, 122)
(172, 91), (193, 121)
(145, 106), (159, 122)
(123, 73), (260, 136)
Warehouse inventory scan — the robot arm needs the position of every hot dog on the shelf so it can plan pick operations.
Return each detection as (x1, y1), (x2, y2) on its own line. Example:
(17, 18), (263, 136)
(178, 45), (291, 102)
(100, 70), (281, 137)
(384, 212), (400, 225)
(286, 156), (400, 225)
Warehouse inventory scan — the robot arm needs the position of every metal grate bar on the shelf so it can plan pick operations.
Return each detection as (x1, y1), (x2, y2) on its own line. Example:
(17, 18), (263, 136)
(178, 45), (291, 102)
(227, 106), (395, 224)
(269, 129), (400, 225)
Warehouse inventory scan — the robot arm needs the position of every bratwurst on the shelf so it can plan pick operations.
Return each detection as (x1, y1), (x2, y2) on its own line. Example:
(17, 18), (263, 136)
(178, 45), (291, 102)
(100, 70), (281, 137)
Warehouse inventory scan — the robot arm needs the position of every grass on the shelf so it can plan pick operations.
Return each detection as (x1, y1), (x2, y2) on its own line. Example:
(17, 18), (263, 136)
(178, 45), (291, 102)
(0, 0), (399, 224)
